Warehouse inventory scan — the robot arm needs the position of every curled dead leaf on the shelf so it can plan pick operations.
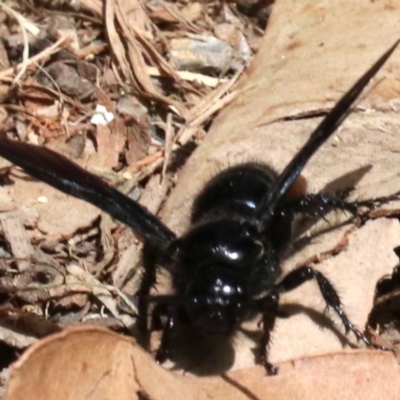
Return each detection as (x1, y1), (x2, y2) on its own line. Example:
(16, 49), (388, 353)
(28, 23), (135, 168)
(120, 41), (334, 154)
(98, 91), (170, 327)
(4, 326), (400, 400)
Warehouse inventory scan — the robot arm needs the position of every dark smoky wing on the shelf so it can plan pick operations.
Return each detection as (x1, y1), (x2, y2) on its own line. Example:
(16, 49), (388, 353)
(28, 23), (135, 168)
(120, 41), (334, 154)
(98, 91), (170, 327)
(256, 39), (400, 228)
(0, 137), (176, 246)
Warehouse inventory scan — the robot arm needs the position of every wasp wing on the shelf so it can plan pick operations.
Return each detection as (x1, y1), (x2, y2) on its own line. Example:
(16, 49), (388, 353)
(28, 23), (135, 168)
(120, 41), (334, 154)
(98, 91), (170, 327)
(257, 39), (400, 228)
(0, 137), (176, 246)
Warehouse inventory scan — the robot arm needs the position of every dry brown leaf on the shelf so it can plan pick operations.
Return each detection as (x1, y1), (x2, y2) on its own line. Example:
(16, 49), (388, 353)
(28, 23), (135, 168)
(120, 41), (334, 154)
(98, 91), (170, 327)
(234, 1), (400, 129)
(4, 326), (400, 400)
(8, 173), (100, 241)
(4, 326), (137, 400)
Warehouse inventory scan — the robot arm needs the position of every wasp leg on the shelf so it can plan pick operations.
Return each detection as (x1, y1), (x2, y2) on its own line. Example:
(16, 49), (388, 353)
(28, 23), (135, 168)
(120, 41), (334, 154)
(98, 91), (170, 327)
(273, 266), (384, 348)
(152, 305), (177, 364)
(281, 191), (400, 218)
(136, 243), (160, 349)
(257, 293), (280, 375)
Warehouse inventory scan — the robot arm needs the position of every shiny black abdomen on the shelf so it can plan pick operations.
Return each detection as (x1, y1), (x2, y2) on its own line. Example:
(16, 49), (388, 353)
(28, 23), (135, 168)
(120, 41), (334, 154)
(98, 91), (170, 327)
(192, 163), (276, 222)
(191, 163), (292, 253)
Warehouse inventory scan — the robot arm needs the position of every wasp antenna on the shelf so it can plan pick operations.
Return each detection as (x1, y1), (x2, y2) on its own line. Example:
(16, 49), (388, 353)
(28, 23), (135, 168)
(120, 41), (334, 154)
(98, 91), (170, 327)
(256, 39), (400, 228)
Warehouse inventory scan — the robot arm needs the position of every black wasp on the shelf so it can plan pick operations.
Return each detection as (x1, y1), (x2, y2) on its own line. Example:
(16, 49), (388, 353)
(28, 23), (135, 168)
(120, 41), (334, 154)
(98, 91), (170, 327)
(0, 40), (398, 375)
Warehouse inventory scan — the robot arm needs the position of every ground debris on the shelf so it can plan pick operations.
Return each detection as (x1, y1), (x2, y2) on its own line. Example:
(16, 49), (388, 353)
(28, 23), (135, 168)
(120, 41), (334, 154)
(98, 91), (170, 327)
(0, 1), (260, 393)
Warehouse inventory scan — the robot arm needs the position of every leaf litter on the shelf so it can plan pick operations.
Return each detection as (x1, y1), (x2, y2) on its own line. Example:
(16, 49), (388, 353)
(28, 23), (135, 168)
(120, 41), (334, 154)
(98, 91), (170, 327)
(0, 0), (399, 399)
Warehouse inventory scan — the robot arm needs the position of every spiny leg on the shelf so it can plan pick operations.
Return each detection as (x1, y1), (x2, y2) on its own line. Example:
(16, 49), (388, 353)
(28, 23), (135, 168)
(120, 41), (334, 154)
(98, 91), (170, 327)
(151, 304), (177, 364)
(354, 191), (400, 214)
(254, 294), (280, 375)
(280, 191), (400, 219)
(136, 243), (159, 347)
(150, 302), (168, 331)
(281, 191), (356, 217)
(273, 266), (378, 348)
